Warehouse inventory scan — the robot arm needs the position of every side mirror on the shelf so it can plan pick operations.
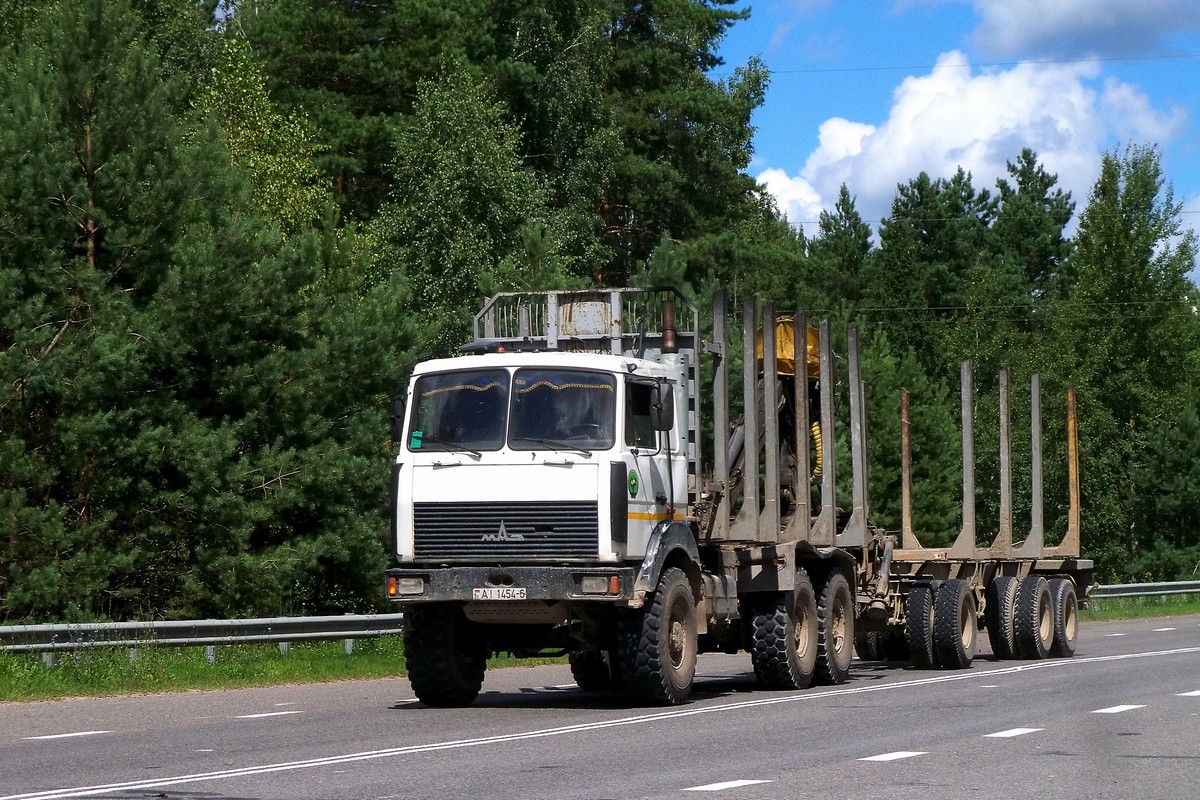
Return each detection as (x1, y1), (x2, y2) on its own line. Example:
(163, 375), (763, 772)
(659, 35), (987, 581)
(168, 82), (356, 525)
(390, 395), (406, 443)
(649, 381), (674, 431)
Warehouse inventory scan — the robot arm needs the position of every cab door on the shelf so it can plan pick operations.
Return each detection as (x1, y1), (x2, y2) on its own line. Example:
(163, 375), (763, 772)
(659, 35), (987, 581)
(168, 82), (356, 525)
(623, 378), (675, 557)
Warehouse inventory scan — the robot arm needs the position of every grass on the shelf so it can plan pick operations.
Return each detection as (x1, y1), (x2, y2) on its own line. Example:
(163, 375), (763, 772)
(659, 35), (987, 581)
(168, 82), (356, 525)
(3, 595), (1196, 702)
(0, 636), (563, 703)
(1081, 592), (1200, 621)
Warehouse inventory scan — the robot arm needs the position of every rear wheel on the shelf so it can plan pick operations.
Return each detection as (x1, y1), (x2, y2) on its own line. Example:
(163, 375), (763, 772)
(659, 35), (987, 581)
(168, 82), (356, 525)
(1048, 578), (1079, 658)
(404, 603), (488, 707)
(985, 576), (1019, 660)
(749, 568), (818, 690)
(816, 571), (854, 685)
(619, 566), (698, 704)
(933, 579), (977, 669)
(1014, 576), (1053, 660)
(905, 584), (939, 669)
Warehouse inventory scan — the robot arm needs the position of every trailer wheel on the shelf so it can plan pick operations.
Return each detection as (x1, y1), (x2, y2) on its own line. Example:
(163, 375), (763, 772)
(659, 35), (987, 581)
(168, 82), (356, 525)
(933, 579), (977, 669)
(1014, 576), (1053, 659)
(750, 568), (818, 690)
(404, 603), (488, 707)
(619, 566), (697, 704)
(1048, 578), (1078, 658)
(905, 584), (939, 669)
(569, 651), (616, 691)
(816, 571), (854, 685)
(985, 576), (1019, 660)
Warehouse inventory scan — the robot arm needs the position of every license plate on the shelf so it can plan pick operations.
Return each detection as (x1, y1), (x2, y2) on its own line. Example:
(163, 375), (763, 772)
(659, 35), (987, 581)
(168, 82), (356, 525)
(472, 587), (527, 600)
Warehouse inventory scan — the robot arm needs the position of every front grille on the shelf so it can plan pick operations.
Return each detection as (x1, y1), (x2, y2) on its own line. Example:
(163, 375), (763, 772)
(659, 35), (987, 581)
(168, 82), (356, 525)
(413, 501), (599, 559)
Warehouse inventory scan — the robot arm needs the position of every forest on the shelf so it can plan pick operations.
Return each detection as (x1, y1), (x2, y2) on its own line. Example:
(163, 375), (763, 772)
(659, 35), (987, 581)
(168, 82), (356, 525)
(1, 0), (1197, 624)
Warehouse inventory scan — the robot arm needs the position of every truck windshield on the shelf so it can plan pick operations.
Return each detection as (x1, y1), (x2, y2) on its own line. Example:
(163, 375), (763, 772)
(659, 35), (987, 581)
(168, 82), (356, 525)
(509, 368), (616, 451)
(407, 368), (508, 452)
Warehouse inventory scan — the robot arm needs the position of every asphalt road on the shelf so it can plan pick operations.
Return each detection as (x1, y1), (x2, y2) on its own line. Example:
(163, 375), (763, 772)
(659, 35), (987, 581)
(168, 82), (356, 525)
(2, 614), (1198, 800)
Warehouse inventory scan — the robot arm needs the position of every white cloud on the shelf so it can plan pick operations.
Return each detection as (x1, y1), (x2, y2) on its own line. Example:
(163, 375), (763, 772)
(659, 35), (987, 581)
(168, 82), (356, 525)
(964, 0), (1200, 58)
(757, 51), (1186, 231)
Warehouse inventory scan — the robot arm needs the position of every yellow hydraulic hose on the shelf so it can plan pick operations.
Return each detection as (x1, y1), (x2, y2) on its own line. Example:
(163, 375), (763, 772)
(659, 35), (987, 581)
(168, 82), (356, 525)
(811, 419), (823, 482)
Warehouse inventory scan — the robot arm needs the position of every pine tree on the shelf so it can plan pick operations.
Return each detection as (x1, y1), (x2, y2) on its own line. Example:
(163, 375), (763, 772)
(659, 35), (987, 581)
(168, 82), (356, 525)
(1048, 145), (1199, 578)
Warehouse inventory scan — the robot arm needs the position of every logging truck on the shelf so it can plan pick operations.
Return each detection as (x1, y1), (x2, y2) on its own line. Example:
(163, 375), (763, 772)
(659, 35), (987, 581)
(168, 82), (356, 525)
(384, 288), (1092, 706)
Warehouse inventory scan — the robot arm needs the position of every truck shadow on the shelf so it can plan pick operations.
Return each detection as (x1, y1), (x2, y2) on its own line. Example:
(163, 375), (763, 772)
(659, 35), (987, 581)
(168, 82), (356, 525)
(389, 667), (896, 711)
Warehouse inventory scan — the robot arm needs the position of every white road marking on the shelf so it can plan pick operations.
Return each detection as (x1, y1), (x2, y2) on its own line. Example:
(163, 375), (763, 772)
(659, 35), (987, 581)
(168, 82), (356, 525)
(684, 780), (773, 792)
(985, 727), (1042, 738)
(860, 751), (926, 762)
(1092, 705), (1145, 714)
(1177, 690), (1200, 697)
(21, 731), (113, 741)
(1105, 633), (1127, 637)
(1152, 627), (1176, 632)
(7, 645), (1200, 800)
(273, 702), (297, 707)
(194, 750), (214, 753)
(233, 711), (305, 719)
(978, 684), (999, 688)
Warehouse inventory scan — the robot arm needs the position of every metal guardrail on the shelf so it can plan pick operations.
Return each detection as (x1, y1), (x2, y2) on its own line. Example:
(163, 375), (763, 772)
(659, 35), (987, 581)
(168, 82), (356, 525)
(1088, 580), (1200, 599)
(1, 580), (1198, 655)
(0, 614), (405, 654)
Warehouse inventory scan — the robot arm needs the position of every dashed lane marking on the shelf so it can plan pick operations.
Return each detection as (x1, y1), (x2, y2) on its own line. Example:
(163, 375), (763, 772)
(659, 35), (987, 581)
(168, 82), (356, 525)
(233, 711), (305, 719)
(1093, 705), (1145, 714)
(7, 645), (1199, 800)
(860, 751), (926, 762)
(22, 731), (113, 741)
(985, 728), (1042, 738)
(1105, 633), (1127, 637)
(1178, 690), (1200, 697)
(1152, 627), (1176, 632)
(684, 780), (773, 792)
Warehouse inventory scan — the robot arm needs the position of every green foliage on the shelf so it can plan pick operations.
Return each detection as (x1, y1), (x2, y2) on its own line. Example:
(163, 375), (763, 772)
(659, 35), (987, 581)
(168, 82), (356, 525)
(193, 37), (327, 231)
(0, 0), (416, 623)
(370, 63), (560, 356)
(2, 0), (1198, 625)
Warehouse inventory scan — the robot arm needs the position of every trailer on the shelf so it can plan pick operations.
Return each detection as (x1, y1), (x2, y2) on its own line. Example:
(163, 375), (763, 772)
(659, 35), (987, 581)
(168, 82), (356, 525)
(385, 287), (1092, 706)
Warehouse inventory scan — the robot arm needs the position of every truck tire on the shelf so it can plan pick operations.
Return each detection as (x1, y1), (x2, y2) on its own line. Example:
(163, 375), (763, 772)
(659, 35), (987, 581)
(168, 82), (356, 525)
(1014, 576), (1053, 660)
(816, 571), (854, 685)
(619, 566), (697, 704)
(905, 584), (939, 669)
(749, 567), (818, 690)
(985, 576), (1019, 660)
(403, 604), (488, 707)
(569, 651), (616, 691)
(854, 630), (884, 661)
(933, 578), (977, 669)
(1048, 578), (1079, 658)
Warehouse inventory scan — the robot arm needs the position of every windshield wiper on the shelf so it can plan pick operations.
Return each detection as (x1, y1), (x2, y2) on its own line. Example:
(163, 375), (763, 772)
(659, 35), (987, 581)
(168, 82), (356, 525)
(417, 435), (482, 458)
(511, 437), (592, 457)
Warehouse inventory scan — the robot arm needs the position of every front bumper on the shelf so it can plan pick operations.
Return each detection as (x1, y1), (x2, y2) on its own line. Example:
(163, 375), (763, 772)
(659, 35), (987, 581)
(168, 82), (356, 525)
(385, 565), (636, 603)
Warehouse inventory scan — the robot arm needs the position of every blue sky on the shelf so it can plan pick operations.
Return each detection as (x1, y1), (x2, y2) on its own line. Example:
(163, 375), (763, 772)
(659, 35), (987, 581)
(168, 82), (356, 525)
(715, 0), (1200, 276)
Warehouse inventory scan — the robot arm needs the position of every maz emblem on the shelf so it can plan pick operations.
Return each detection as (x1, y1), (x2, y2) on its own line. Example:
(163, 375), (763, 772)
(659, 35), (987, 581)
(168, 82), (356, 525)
(482, 520), (526, 542)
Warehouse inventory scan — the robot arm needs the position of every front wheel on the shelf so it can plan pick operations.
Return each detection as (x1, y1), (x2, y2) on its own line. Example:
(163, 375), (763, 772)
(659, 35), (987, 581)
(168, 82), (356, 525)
(403, 603), (488, 707)
(619, 566), (698, 704)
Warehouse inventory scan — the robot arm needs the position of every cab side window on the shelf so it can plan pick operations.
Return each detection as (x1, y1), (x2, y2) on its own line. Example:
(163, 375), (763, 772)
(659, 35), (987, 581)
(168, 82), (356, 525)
(626, 382), (658, 450)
